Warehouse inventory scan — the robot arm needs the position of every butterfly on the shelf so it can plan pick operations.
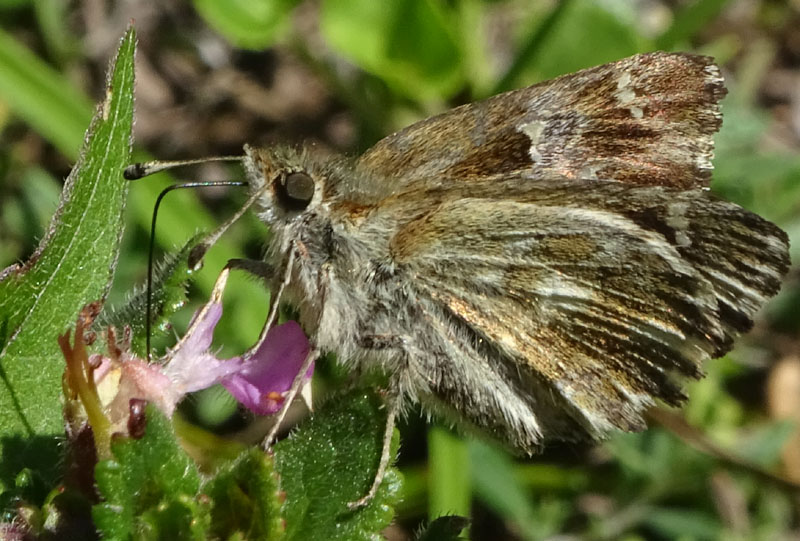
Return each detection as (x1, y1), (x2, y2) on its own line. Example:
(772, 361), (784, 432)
(128, 52), (790, 508)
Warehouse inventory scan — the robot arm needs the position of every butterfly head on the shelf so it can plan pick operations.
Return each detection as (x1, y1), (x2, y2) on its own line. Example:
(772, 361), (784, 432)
(243, 144), (329, 225)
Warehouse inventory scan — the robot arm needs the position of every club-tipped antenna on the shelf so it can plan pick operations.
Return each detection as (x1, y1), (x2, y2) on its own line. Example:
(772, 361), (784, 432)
(125, 156), (242, 180)
(143, 179), (251, 361)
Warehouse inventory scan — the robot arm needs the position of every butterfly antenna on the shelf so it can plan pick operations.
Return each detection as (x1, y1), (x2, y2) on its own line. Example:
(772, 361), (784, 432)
(124, 156), (242, 180)
(126, 155), (250, 361)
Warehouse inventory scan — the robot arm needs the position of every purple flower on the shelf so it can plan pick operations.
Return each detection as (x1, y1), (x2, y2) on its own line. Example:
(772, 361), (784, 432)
(61, 273), (313, 456)
(91, 300), (312, 421)
(159, 301), (313, 416)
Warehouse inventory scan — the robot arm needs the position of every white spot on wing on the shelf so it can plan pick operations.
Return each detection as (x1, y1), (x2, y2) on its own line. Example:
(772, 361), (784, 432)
(665, 201), (691, 247)
(518, 120), (546, 162)
(615, 71), (643, 118)
(615, 72), (636, 103)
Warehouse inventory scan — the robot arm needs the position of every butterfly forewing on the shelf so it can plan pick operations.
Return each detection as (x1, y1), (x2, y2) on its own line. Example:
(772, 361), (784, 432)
(357, 52), (725, 191)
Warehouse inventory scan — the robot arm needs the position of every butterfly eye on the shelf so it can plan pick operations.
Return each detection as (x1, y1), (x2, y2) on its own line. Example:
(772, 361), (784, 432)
(275, 171), (315, 211)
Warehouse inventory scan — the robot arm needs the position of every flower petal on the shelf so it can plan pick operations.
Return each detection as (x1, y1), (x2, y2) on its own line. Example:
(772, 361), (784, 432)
(163, 302), (244, 394)
(221, 321), (312, 415)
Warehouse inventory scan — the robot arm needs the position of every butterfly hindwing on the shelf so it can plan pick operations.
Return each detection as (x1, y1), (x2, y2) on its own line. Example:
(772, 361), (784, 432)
(385, 178), (788, 447)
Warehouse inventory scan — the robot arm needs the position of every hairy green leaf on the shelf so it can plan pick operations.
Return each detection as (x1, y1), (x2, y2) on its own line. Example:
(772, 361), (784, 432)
(0, 27), (135, 484)
(93, 405), (208, 539)
(416, 516), (470, 541)
(99, 235), (205, 357)
(204, 448), (285, 540)
(0, 25), (266, 358)
(275, 389), (403, 540)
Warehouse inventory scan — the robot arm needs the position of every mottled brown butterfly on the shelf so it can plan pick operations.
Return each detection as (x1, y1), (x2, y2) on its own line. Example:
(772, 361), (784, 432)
(128, 52), (790, 508)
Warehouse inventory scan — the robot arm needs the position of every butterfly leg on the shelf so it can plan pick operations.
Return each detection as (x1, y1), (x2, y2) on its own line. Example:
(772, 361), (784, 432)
(343, 328), (409, 508)
(348, 382), (402, 510)
(263, 247), (296, 334)
(261, 344), (320, 449)
(224, 258), (274, 282)
(241, 244), (316, 449)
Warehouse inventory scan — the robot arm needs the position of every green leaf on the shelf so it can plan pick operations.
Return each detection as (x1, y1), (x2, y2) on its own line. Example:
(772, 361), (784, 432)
(0, 0), (30, 8)
(643, 506), (722, 539)
(0, 27), (134, 477)
(204, 448), (285, 540)
(93, 393), (400, 539)
(713, 95), (800, 223)
(491, 0), (573, 95)
(193, 0), (301, 49)
(32, 0), (81, 65)
(275, 389), (403, 540)
(93, 405), (209, 540)
(320, 0), (464, 101)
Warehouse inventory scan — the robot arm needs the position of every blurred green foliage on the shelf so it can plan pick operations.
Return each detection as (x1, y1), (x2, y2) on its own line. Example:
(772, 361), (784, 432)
(1, 0), (799, 539)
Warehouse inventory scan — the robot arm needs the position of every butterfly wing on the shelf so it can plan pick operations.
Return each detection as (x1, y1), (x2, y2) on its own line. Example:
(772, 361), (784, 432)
(385, 179), (788, 449)
(357, 52), (725, 191)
